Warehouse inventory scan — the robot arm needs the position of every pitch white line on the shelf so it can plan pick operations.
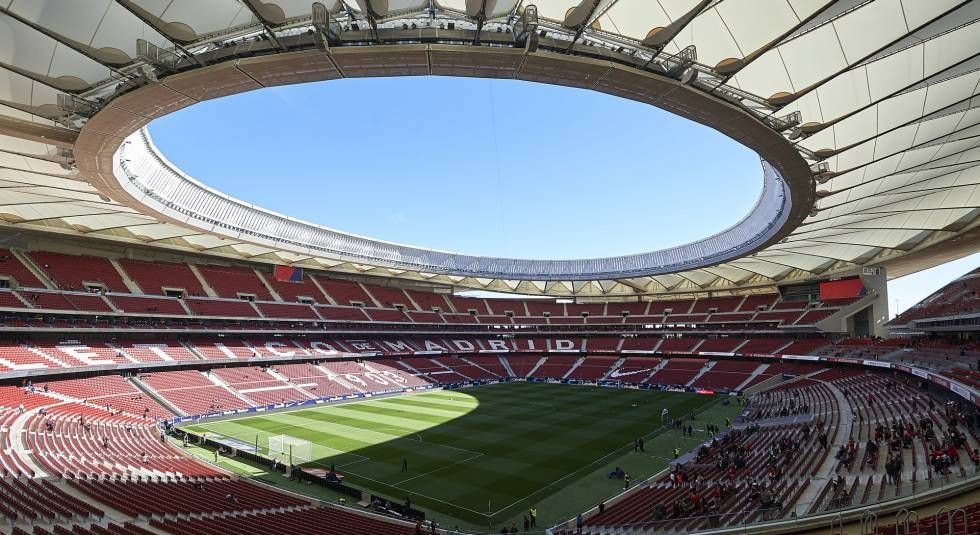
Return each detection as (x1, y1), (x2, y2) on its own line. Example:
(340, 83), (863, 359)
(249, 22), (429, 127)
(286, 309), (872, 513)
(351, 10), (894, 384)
(393, 452), (485, 486)
(326, 466), (492, 517)
(335, 456), (372, 469)
(307, 418), (484, 457)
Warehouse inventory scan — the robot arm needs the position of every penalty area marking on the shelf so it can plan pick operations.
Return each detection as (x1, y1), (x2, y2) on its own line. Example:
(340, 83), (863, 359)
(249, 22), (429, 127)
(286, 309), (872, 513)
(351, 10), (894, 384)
(317, 461), (492, 518)
(392, 451), (485, 486)
(314, 444), (371, 467)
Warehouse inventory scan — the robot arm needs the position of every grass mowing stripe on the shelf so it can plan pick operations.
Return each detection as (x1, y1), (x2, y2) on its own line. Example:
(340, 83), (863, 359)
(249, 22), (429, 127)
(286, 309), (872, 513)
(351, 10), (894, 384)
(183, 383), (725, 528)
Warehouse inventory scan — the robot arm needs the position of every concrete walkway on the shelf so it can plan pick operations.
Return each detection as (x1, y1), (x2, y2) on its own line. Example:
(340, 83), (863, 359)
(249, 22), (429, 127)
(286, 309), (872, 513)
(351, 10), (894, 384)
(795, 379), (854, 508)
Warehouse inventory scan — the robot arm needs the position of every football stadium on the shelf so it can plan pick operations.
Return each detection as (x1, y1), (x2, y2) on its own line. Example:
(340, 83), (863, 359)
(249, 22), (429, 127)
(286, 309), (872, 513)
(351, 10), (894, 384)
(0, 1), (979, 534)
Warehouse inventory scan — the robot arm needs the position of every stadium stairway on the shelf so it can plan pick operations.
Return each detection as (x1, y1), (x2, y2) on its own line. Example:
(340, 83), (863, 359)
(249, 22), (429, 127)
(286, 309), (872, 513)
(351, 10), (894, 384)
(312, 364), (365, 394)
(457, 356), (500, 378)
(10, 248), (56, 290)
(684, 361), (716, 387)
(264, 368), (316, 400)
(179, 341), (208, 361)
(9, 405), (55, 477)
(733, 363), (770, 391)
(757, 366), (831, 392)
(107, 259), (141, 294)
(434, 358), (472, 381)
(524, 356), (549, 378)
(394, 359), (424, 377)
(563, 357), (586, 379)
(185, 264), (218, 298)
(730, 340), (751, 353)
(793, 379), (856, 509)
(433, 357), (472, 380)
(128, 377), (186, 417)
(306, 274), (335, 305)
(252, 269), (283, 302)
(498, 356), (517, 377)
(202, 373), (256, 407)
(598, 357), (626, 380)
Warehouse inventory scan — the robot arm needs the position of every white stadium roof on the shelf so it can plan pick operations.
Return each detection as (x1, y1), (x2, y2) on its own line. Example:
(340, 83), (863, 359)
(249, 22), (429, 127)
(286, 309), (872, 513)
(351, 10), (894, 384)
(0, 0), (978, 296)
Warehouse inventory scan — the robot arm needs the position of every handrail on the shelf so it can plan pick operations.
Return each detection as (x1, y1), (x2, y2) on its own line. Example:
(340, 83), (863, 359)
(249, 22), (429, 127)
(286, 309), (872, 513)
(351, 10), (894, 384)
(895, 508), (919, 534)
(935, 506), (950, 535)
(946, 508), (967, 535)
(905, 510), (919, 534)
(861, 510), (878, 535)
(830, 512), (844, 535)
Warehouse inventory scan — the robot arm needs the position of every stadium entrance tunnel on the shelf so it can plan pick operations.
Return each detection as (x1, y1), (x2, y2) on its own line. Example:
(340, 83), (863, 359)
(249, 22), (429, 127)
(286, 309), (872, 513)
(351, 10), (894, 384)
(180, 382), (727, 530)
(145, 76), (762, 261)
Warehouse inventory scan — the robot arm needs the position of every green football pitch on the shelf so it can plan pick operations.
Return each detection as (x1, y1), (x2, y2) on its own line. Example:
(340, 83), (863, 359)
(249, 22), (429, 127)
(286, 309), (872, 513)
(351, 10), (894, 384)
(183, 382), (737, 529)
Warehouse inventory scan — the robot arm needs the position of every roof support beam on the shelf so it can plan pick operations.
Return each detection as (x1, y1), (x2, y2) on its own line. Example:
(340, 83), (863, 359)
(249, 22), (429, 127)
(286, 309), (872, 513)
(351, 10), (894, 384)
(562, 0), (607, 51)
(613, 278), (649, 293)
(80, 220), (161, 234)
(0, 61), (89, 94)
(0, 115), (76, 149)
(0, 7), (133, 69)
(354, 0), (386, 42)
(799, 51), (980, 137)
(711, 0), (838, 79)
(0, 149), (74, 171)
(112, 0), (206, 66)
(641, 0), (711, 50)
(766, 0), (973, 108)
(468, 0), (488, 45)
(241, 0), (288, 52)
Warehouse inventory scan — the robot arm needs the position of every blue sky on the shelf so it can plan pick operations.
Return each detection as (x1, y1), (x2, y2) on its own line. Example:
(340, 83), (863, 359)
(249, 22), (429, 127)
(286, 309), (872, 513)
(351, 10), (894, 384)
(149, 76), (759, 259)
(149, 76), (977, 316)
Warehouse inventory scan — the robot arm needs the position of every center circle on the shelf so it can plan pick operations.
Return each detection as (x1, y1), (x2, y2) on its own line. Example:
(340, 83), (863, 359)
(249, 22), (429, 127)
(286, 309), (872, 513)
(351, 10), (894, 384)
(146, 76), (762, 261)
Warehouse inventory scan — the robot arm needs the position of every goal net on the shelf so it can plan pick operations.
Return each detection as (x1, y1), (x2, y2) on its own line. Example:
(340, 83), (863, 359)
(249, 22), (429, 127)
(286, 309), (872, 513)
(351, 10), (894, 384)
(268, 435), (313, 464)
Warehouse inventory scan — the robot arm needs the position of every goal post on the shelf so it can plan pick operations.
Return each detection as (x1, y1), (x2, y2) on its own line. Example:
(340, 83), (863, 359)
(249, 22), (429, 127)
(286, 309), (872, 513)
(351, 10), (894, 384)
(267, 435), (312, 464)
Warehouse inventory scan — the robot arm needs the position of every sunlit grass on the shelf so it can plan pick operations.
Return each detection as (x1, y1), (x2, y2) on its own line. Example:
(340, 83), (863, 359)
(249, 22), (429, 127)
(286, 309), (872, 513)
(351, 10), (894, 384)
(183, 383), (725, 528)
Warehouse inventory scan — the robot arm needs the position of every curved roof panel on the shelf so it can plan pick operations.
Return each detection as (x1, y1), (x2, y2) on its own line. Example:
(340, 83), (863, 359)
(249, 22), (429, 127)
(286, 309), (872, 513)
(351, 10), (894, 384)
(0, 0), (975, 297)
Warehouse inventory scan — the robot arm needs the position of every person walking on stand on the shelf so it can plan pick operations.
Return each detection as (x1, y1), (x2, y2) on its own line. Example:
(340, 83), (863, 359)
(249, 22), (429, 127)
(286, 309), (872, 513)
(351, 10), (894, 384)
(529, 506), (537, 528)
(624, 472), (631, 490)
